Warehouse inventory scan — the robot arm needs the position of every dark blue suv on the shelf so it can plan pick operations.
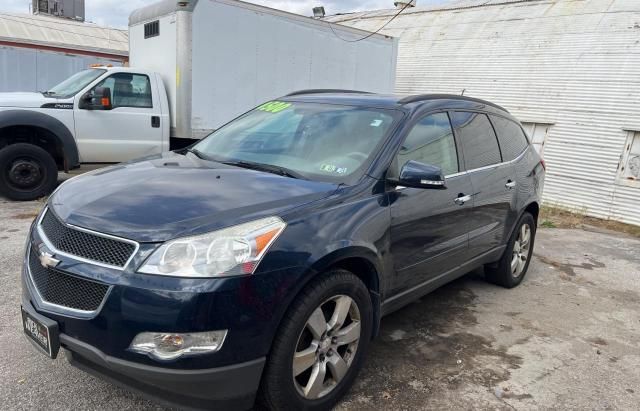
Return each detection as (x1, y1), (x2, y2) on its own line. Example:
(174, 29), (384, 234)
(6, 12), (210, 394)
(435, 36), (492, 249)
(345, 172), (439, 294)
(21, 91), (545, 410)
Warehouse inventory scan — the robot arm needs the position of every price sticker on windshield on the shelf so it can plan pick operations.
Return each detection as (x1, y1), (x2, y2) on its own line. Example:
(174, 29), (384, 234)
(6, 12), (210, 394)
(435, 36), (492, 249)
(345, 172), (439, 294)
(257, 101), (292, 113)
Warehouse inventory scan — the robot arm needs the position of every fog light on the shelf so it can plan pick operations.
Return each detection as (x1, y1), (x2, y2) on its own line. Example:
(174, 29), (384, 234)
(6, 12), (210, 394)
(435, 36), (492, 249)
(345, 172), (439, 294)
(129, 330), (227, 361)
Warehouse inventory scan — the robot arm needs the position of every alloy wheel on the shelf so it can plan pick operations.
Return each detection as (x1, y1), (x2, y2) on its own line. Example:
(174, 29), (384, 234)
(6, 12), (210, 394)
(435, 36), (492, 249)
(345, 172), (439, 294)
(292, 295), (361, 400)
(511, 223), (531, 277)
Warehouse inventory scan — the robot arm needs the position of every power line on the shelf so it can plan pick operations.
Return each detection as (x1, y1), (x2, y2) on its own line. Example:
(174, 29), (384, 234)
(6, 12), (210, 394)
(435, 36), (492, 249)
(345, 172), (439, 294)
(0, 14), (127, 43)
(325, 2), (412, 43)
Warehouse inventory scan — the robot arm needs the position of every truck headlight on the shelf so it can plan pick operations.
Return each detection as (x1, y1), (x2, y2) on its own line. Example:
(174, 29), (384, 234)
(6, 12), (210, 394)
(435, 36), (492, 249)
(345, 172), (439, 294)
(129, 331), (227, 361)
(138, 217), (286, 277)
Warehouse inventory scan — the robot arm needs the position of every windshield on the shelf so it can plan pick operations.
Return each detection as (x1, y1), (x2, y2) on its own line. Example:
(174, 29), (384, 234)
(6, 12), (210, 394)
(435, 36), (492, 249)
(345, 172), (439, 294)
(44, 69), (106, 98)
(193, 101), (402, 183)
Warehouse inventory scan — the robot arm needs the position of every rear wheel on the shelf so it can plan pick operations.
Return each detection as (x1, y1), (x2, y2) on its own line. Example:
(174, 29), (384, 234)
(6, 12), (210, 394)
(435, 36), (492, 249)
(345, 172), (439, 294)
(485, 212), (536, 288)
(259, 270), (373, 410)
(0, 143), (58, 201)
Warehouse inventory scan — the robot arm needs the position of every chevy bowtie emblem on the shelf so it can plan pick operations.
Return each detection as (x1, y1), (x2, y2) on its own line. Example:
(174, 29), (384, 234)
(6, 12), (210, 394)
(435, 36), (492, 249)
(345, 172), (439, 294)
(38, 250), (60, 269)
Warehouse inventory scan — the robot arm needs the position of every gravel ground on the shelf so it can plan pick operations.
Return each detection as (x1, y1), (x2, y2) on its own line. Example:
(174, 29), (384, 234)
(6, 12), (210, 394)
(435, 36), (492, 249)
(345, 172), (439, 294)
(1, 194), (639, 410)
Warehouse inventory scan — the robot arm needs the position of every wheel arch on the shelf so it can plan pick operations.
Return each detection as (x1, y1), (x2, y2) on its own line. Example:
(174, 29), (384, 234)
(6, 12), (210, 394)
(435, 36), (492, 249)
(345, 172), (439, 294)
(524, 201), (540, 223)
(302, 246), (384, 338)
(0, 110), (79, 171)
(502, 200), (540, 248)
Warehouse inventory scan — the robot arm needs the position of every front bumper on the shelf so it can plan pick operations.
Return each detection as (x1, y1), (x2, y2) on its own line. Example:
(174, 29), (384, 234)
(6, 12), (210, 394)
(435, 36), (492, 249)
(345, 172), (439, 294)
(64, 335), (264, 410)
(23, 298), (264, 410)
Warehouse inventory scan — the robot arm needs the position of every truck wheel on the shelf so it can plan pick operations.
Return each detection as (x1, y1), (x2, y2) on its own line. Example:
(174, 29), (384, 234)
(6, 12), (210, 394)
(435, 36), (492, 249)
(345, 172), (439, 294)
(485, 212), (536, 288)
(0, 143), (58, 201)
(259, 270), (373, 410)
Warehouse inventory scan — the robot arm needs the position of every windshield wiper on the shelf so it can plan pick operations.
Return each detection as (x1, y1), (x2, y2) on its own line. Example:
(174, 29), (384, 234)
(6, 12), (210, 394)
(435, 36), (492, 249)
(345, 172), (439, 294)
(187, 148), (213, 161)
(223, 160), (306, 180)
(186, 150), (306, 179)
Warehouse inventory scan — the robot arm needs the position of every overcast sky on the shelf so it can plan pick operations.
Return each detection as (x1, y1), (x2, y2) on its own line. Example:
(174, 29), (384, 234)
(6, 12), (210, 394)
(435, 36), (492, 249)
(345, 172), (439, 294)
(0, 0), (448, 28)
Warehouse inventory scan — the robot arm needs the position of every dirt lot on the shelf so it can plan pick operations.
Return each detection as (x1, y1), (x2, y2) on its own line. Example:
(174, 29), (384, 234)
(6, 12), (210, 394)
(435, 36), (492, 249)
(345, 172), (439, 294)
(1, 196), (639, 410)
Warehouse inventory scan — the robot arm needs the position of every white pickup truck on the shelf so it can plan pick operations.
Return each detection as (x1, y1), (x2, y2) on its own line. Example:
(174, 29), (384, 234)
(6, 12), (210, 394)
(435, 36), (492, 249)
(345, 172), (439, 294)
(0, 0), (397, 200)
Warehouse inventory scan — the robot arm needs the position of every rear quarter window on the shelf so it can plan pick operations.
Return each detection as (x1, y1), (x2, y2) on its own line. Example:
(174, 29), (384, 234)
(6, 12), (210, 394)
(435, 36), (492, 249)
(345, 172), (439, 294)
(491, 115), (529, 161)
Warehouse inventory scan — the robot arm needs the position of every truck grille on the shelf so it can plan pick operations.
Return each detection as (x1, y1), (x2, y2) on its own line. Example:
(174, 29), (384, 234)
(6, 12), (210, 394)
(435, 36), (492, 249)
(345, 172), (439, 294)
(40, 209), (136, 268)
(28, 248), (110, 312)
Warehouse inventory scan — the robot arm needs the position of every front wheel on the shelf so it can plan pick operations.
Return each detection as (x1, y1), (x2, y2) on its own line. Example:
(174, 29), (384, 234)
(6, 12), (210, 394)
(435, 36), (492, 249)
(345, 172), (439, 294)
(259, 270), (373, 410)
(0, 143), (58, 201)
(485, 212), (536, 288)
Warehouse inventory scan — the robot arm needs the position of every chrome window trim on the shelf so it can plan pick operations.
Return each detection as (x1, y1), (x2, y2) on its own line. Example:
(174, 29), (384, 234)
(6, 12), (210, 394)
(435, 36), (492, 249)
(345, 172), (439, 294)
(25, 243), (112, 319)
(394, 146), (529, 190)
(37, 207), (140, 271)
(447, 145), (529, 178)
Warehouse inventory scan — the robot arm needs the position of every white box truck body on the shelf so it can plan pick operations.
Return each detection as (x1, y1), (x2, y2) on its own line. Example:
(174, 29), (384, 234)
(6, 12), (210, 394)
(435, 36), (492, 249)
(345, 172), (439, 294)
(0, 0), (398, 200)
(129, 0), (399, 139)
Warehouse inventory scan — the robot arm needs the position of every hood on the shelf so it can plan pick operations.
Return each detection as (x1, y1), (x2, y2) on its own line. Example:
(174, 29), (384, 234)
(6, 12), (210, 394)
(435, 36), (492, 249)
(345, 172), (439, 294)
(50, 152), (339, 242)
(0, 92), (54, 108)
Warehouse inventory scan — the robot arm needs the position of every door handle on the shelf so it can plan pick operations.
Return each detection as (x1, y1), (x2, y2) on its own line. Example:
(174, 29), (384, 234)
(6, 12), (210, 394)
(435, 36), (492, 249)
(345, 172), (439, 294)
(151, 116), (160, 128)
(454, 194), (471, 206)
(505, 180), (516, 189)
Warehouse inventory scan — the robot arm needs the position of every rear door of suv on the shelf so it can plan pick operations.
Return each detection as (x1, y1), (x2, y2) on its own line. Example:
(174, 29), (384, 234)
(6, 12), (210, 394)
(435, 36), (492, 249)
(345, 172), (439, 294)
(450, 111), (517, 258)
(489, 114), (532, 232)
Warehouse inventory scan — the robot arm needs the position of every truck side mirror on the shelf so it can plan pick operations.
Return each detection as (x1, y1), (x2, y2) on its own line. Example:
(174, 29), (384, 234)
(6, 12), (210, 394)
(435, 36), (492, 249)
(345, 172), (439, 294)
(80, 87), (112, 110)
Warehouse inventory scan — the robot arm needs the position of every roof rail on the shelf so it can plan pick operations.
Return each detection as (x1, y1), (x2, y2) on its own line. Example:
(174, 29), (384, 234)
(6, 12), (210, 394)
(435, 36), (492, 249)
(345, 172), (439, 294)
(398, 94), (509, 113)
(286, 89), (373, 97)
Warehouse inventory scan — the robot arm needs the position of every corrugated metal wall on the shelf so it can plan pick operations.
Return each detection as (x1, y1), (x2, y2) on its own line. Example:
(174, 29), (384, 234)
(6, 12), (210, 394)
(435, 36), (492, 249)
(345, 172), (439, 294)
(0, 45), (123, 93)
(328, 0), (640, 226)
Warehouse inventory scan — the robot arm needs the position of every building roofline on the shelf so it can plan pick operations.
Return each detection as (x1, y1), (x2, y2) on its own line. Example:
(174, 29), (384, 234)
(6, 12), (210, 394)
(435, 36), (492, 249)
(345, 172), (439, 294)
(326, 0), (543, 24)
(0, 12), (128, 55)
(0, 38), (128, 58)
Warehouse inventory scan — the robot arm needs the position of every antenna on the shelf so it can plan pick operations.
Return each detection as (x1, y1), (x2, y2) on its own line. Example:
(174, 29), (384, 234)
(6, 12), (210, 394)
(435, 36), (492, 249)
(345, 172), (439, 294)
(461, 88), (466, 96)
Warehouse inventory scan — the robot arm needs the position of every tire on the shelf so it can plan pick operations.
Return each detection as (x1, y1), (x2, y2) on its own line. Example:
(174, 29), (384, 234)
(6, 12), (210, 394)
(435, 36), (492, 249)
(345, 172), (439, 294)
(0, 143), (58, 201)
(259, 270), (373, 411)
(485, 212), (536, 288)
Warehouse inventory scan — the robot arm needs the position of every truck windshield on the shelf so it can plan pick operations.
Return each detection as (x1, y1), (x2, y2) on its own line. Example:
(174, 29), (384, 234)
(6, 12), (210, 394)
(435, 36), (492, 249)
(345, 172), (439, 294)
(43, 69), (106, 98)
(193, 101), (402, 184)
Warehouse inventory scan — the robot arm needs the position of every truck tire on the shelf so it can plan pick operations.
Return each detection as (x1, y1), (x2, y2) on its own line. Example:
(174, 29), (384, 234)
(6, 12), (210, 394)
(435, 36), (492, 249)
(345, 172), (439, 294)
(259, 270), (373, 410)
(0, 143), (58, 201)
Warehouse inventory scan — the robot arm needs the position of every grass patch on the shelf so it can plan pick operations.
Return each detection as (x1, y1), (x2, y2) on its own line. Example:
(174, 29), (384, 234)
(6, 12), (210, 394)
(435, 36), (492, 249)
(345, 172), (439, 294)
(539, 205), (640, 238)
(539, 220), (556, 229)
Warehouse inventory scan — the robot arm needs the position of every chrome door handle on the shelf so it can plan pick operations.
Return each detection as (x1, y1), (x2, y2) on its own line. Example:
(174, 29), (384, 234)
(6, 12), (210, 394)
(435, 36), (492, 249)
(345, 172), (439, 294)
(505, 181), (516, 189)
(454, 195), (471, 205)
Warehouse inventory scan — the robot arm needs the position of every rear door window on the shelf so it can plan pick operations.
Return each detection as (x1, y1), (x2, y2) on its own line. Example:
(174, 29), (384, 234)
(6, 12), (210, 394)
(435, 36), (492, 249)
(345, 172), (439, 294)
(450, 111), (501, 170)
(490, 115), (529, 161)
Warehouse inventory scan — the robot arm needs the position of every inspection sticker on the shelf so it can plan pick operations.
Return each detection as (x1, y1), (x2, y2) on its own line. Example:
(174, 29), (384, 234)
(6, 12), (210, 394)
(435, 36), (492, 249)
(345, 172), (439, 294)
(257, 101), (292, 113)
(321, 164), (348, 174)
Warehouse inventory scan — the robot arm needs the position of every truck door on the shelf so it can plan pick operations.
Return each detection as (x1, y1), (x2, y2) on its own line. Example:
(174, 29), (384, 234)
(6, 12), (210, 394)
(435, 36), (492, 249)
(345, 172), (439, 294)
(73, 72), (163, 163)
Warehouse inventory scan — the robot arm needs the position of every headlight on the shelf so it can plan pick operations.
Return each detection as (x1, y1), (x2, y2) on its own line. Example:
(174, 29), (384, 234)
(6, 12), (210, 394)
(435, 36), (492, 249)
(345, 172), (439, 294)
(138, 216), (286, 277)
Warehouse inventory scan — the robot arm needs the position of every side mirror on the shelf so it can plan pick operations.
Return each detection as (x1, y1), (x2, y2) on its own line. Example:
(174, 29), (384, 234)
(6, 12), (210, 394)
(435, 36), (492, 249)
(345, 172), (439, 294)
(396, 160), (446, 189)
(80, 87), (112, 110)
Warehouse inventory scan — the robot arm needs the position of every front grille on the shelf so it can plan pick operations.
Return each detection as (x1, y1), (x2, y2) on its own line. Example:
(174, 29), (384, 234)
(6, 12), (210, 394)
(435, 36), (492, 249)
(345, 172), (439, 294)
(40, 209), (136, 268)
(28, 248), (110, 312)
